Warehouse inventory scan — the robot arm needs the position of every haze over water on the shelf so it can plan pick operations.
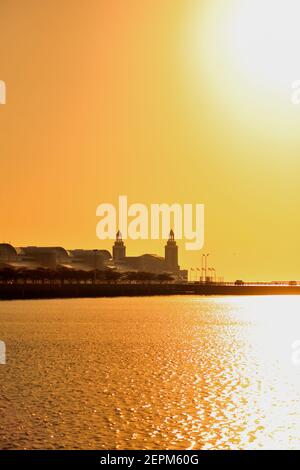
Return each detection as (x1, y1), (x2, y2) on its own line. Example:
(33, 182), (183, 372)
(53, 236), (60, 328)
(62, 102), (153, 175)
(1, 296), (300, 450)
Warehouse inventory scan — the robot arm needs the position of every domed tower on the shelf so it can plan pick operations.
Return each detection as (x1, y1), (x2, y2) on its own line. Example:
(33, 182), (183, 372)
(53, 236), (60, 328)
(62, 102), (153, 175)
(165, 229), (179, 272)
(112, 230), (126, 261)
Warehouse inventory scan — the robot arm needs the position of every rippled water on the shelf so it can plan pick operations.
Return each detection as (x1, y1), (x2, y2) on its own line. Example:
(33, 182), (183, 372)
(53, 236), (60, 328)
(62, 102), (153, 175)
(1, 296), (300, 449)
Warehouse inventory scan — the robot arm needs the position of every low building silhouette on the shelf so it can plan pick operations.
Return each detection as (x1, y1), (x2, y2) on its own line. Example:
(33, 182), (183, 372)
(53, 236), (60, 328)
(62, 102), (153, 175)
(17, 246), (69, 269)
(0, 244), (18, 265)
(69, 249), (111, 271)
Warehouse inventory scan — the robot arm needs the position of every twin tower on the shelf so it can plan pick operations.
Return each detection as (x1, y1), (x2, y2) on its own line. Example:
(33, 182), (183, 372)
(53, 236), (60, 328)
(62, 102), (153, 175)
(112, 229), (179, 273)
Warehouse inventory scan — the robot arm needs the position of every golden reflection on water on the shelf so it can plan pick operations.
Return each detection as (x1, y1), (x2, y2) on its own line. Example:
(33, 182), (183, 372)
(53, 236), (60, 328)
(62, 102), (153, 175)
(1, 296), (300, 449)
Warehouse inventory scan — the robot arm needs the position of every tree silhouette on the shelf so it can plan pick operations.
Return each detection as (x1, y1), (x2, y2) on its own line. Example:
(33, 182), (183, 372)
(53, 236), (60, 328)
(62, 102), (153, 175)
(103, 269), (122, 284)
(156, 273), (174, 283)
(0, 267), (16, 284)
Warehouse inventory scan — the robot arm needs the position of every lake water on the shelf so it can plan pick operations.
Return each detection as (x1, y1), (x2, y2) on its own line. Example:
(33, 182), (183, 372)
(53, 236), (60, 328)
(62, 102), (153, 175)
(1, 295), (300, 450)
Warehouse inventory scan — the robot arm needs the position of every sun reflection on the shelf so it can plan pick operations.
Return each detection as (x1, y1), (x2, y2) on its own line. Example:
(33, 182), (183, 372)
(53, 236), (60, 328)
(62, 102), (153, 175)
(2, 296), (300, 449)
(190, 296), (300, 448)
(227, 296), (300, 449)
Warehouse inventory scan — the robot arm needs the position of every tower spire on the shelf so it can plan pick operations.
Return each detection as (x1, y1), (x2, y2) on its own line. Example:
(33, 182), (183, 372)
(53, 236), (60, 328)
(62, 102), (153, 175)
(165, 229), (179, 272)
(169, 229), (175, 241)
(116, 230), (122, 241)
(113, 229), (126, 261)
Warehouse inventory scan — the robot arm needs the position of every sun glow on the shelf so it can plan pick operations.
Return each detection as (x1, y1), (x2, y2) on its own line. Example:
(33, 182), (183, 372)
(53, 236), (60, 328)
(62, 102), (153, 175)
(187, 0), (300, 137)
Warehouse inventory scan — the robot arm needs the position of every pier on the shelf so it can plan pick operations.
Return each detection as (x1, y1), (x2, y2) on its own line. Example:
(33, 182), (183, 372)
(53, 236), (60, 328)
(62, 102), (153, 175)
(1, 282), (300, 300)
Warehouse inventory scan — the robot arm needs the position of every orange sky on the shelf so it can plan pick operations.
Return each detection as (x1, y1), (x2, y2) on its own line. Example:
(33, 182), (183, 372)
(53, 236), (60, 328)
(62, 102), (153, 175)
(1, 0), (300, 281)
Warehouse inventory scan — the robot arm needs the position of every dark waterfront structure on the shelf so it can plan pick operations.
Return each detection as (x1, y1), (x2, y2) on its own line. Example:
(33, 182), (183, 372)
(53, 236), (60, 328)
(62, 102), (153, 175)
(1, 282), (300, 300)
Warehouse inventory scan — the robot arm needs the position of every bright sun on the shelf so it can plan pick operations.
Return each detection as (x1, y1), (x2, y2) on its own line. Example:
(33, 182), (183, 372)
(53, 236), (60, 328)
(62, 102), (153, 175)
(227, 0), (300, 91)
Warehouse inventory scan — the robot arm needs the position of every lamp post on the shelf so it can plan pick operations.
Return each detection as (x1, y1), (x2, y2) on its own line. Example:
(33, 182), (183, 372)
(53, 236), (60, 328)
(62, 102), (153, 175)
(93, 249), (98, 285)
(202, 253), (210, 282)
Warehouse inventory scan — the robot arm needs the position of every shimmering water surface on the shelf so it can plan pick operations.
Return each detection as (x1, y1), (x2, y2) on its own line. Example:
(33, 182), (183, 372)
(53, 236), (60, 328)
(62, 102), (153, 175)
(1, 296), (300, 450)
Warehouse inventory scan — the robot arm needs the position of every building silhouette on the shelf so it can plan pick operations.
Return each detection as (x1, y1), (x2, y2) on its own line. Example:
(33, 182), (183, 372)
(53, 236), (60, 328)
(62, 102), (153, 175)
(165, 229), (179, 272)
(112, 230), (126, 261)
(0, 232), (188, 281)
(111, 230), (187, 280)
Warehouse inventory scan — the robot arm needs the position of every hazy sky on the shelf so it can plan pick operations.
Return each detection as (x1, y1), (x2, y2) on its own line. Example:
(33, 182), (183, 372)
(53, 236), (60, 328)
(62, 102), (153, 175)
(1, 0), (300, 280)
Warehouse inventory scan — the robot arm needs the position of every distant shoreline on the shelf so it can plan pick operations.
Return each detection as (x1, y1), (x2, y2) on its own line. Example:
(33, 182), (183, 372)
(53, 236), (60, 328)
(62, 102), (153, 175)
(1, 283), (300, 300)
